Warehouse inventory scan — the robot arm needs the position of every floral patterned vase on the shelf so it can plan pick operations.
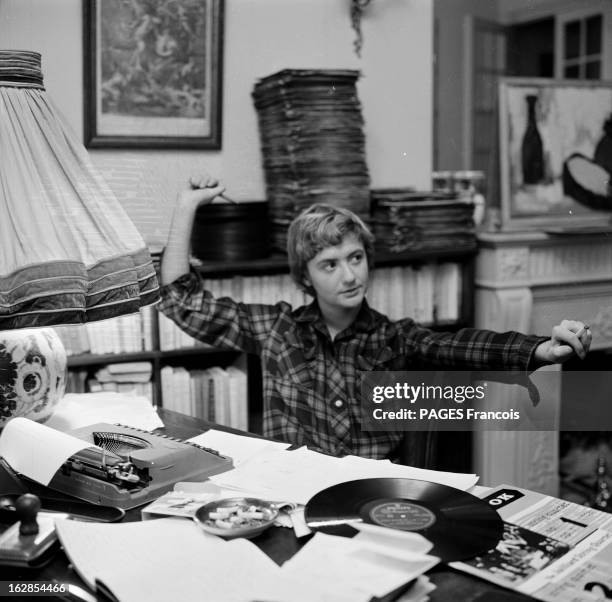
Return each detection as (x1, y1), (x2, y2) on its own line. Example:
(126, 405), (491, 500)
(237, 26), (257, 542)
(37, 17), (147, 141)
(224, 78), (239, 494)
(0, 328), (67, 427)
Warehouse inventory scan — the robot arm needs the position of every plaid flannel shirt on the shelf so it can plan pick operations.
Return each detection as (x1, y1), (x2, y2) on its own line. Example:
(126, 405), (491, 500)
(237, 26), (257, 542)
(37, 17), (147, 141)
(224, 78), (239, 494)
(159, 271), (546, 460)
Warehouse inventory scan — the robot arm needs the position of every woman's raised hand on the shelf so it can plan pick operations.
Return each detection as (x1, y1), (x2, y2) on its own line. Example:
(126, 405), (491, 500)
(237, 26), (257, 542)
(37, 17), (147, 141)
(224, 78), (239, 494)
(178, 174), (226, 209)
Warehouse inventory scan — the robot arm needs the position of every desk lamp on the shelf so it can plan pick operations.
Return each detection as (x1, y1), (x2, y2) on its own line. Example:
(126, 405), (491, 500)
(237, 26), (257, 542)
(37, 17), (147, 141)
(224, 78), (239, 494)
(0, 50), (160, 427)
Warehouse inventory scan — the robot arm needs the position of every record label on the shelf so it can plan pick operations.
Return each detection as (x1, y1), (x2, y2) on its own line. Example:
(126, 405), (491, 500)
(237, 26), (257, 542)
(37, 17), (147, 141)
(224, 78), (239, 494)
(366, 500), (436, 531)
(304, 478), (504, 562)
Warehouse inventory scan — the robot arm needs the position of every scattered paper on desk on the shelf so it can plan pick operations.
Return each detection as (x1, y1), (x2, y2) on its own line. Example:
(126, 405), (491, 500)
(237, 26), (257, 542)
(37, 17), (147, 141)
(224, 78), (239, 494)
(338, 453), (478, 490)
(252, 532), (438, 602)
(470, 484), (491, 497)
(141, 489), (223, 520)
(142, 481), (294, 529)
(288, 507), (311, 538)
(142, 481), (229, 520)
(45, 392), (164, 432)
(187, 428), (290, 466)
(55, 517), (282, 602)
(0, 417), (94, 485)
(352, 523), (434, 558)
(396, 576), (436, 602)
(210, 446), (478, 505)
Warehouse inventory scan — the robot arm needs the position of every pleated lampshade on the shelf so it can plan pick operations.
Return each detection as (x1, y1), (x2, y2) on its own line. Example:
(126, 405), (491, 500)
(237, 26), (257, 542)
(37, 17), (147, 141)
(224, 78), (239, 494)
(0, 50), (160, 425)
(0, 50), (159, 329)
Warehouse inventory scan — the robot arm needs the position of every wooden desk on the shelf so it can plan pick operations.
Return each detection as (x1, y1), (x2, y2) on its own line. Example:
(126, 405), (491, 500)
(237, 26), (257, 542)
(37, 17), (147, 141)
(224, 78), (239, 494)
(0, 409), (533, 602)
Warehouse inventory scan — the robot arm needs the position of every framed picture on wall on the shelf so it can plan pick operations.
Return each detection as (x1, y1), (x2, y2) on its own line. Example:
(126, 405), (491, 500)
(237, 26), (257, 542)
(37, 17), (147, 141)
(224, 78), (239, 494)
(83, 0), (224, 149)
(499, 77), (612, 231)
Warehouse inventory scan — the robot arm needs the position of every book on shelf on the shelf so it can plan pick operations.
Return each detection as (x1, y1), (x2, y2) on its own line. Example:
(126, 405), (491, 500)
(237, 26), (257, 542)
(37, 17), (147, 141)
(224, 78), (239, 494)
(240, 275), (262, 304)
(89, 381), (153, 398)
(85, 361), (154, 402)
(204, 369), (216, 422)
(57, 307), (153, 357)
(55, 324), (90, 356)
(140, 305), (155, 351)
(157, 313), (174, 351)
(162, 366), (184, 414)
(366, 264), (456, 326)
(189, 368), (211, 421)
(417, 264), (435, 324)
(124, 383), (153, 398)
(367, 268), (383, 321)
(209, 366), (229, 426)
(160, 365), (174, 410)
(226, 365), (248, 432)
(173, 367), (191, 416)
(158, 312), (203, 351)
(188, 370), (202, 419)
(66, 369), (88, 394)
(203, 273), (308, 307)
(159, 362), (247, 429)
(433, 263), (461, 323)
(387, 266), (405, 321)
(94, 362), (153, 383)
(66, 360), (153, 400)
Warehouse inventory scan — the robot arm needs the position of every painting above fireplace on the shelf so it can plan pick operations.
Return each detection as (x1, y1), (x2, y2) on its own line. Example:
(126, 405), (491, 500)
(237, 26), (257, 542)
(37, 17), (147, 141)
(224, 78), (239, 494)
(499, 77), (612, 231)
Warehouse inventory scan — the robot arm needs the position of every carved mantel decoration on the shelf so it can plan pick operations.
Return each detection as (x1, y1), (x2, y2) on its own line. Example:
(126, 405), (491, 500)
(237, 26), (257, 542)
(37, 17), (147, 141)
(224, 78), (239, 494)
(474, 230), (612, 496)
(499, 248), (529, 281)
(590, 305), (612, 341)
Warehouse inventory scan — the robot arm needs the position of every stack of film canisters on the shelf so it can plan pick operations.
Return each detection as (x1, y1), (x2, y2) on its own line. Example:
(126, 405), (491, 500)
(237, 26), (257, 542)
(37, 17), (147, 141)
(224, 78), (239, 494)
(191, 201), (270, 262)
(370, 188), (477, 256)
(252, 69), (371, 252)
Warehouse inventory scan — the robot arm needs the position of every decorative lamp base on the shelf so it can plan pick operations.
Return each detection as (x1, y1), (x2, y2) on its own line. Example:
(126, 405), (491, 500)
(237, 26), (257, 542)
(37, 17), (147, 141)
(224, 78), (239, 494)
(0, 328), (67, 428)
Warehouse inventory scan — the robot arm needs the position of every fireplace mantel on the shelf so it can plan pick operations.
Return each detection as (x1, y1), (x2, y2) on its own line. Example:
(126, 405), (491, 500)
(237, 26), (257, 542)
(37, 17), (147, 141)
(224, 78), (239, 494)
(474, 230), (612, 495)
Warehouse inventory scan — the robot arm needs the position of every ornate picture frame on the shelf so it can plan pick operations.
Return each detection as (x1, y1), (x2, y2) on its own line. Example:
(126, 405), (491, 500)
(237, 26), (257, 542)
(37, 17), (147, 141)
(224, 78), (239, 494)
(83, 0), (223, 149)
(498, 77), (612, 231)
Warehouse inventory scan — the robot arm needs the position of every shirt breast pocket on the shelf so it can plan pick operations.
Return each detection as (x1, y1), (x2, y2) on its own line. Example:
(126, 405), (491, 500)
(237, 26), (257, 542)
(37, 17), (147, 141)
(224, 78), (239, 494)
(271, 375), (321, 411)
(357, 346), (404, 371)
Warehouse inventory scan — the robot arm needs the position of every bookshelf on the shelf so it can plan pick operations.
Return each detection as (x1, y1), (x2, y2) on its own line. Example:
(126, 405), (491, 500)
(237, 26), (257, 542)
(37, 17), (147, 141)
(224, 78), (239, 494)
(62, 248), (476, 436)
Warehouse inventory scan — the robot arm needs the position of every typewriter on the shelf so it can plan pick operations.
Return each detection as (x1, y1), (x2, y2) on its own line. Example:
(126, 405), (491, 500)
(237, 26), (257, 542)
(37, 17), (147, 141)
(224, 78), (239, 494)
(43, 424), (233, 509)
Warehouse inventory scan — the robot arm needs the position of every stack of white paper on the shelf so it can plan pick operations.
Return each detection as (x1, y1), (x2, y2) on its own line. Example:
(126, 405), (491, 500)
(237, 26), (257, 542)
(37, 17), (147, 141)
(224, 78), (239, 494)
(56, 516), (438, 602)
(187, 429), (291, 466)
(45, 391), (163, 432)
(55, 518), (281, 602)
(252, 532), (439, 602)
(209, 446), (478, 505)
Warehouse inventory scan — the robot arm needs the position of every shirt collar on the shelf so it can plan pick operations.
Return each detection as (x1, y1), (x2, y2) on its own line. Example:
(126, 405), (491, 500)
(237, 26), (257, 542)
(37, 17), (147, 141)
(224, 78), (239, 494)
(294, 299), (385, 335)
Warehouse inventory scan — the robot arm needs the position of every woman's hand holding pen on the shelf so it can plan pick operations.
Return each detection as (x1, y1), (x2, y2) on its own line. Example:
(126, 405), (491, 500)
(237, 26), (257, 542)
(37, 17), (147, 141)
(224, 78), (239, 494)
(162, 173), (227, 285)
(178, 174), (227, 210)
(533, 319), (592, 365)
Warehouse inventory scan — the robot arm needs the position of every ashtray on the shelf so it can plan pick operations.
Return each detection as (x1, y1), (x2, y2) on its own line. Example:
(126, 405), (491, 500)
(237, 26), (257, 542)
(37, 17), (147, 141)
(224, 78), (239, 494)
(193, 497), (279, 539)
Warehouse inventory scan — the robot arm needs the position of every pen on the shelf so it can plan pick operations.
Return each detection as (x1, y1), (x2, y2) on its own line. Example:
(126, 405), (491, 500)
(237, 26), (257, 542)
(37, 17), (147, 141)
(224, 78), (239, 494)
(189, 180), (237, 204)
(576, 324), (590, 339)
(219, 193), (237, 204)
(575, 324), (590, 360)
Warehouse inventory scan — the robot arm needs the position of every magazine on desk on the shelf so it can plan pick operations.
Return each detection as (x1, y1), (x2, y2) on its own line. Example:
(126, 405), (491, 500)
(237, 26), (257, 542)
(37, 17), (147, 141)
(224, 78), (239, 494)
(450, 484), (612, 601)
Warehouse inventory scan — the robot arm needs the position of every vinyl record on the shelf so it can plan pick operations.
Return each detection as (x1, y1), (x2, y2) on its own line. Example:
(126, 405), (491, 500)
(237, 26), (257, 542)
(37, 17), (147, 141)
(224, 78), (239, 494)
(304, 478), (503, 561)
